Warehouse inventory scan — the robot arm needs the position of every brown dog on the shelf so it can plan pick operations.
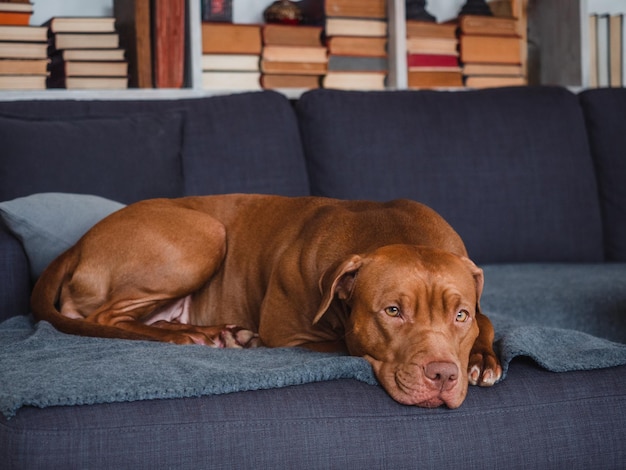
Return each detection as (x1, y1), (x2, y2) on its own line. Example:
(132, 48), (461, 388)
(31, 194), (502, 408)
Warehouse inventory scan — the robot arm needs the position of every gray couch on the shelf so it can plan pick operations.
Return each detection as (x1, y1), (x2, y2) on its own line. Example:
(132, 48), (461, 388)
(1, 87), (625, 468)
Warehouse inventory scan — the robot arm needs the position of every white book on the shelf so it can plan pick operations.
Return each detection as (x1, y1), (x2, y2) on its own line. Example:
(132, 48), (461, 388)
(202, 71), (261, 90)
(201, 54), (259, 72)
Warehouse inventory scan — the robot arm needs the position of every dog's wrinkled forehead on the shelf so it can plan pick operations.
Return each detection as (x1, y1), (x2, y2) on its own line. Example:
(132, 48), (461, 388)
(358, 245), (477, 296)
(364, 245), (466, 274)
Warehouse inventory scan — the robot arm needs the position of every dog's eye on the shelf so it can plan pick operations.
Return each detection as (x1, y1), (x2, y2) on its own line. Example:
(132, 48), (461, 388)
(384, 306), (401, 317)
(456, 309), (470, 322)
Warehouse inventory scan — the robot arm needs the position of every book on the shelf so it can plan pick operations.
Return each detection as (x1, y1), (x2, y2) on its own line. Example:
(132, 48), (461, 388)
(622, 15), (626, 87)
(0, 11), (31, 25)
(202, 71), (261, 90)
(406, 20), (457, 39)
(0, 74), (46, 89)
(201, 23), (262, 54)
(152, 0), (186, 88)
(260, 60), (326, 75)
(47, 75), (128, 89)
(299, 0), (386, 22)
(325, 18), (387, 37)
(323, 71), (386, 90)
(464, 75), (526, 88)
(201, 0), (232, 22)
(327, 36), (387, 57)
(0, 2), (32, 13)
(323, 0), (386, 19)
(262, 24), (323, 47)
(328, 55), (387, 72)
(462, 63), (523, 76)
(458, 15), (519, 37)
(609, 14), (622, 87)
(589, 13), (598, 88)
(408, 70), (463, 88)
(262, 45), (327, 63)
(0, 58), (48, 75)
(406, 37), (458, 55)
(459, 35), (522, 64)
(0, 41), (47, 58)
(114, 0), (153, 88)
(56, 49), (126, 61)
(49, 33), (120, 50)
(201, 54), (259, 71)
(407, 53), (459, 69)
(596, 14), (609, 87)
(43, 17), (117, 33)
(261, 73), (320, 89)
(0, 25), (47, 41)
(49, 58), (128, 77)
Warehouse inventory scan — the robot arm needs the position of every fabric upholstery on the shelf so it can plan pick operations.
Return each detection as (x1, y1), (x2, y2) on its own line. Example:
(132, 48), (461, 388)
(296, 87), (604, 263)
(1, 361), (625, 469)
(0, 112), (184, 204)
(0, 91), (310, 200)
(0, 227), (29, 323)
(579, 88), (626, 261)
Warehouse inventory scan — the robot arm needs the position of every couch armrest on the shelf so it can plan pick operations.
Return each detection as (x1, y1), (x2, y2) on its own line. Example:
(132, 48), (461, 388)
(0, 224), (31, 322)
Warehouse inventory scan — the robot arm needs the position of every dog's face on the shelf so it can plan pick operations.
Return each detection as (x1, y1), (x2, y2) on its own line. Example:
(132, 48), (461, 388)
(315, 244), (483, 409)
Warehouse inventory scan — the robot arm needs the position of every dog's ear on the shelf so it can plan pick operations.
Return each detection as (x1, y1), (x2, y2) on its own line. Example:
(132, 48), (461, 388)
(460, 256), (484, 303)
(313, 255), (363, 325)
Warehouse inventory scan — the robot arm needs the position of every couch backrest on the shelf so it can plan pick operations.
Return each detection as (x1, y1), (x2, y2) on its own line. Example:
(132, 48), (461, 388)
(296, 87), (604, 264)
(579, 88), (626, 262)
(0, 91), (310, 204)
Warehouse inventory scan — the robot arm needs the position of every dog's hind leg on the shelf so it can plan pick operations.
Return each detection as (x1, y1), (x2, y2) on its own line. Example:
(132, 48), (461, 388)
(34, 199), (256, 346)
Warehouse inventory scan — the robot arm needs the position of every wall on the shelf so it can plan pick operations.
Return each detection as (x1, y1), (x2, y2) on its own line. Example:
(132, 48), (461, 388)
(31, 0), (112, 25)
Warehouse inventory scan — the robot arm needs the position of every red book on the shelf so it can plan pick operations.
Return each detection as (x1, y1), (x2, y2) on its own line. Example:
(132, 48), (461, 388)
(407, 53), (459, 68)
(153, 0), (185, 88)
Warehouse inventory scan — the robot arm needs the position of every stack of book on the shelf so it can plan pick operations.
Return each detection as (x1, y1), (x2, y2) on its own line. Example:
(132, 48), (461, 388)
(260, 24), (326, 90)
(0, 1), (48, 90)
(201, 22), (262, 90)
(405, 20), (462, 89)
(458, 15), (525, 88)
(321, 0), (388, 90)
(46, 16), (128, 89)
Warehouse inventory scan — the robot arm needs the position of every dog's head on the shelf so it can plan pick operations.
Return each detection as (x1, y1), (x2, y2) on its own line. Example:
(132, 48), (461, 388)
(315, 244), (484, 409)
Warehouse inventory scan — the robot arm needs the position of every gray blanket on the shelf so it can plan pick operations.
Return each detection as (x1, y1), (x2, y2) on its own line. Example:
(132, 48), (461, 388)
(2, 314), (626, 419)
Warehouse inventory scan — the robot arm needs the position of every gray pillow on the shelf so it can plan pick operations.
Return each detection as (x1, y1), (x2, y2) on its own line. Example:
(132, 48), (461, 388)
(0, 193), (125, 279)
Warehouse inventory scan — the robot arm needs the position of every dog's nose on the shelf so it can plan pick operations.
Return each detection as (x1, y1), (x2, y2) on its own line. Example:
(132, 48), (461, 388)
(424, 362), (458, 391)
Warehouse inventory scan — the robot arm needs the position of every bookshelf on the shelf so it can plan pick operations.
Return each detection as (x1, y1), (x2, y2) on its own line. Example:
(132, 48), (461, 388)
(1, 0), (622, 100)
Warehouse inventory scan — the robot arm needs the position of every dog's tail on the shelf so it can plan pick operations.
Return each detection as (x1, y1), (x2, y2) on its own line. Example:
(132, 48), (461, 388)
(30, 250), (154, 341)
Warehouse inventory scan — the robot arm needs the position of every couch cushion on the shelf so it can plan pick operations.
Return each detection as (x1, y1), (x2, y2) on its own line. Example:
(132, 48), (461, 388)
(179, 91), (310, 197)
(1, 362), (625, 468)
(0, 193), (124, 279)
(296, 87), (604, 263)
(0, 91), (310, 199)
(0, 112), (184, 204)
(579, 88), (626, 261)
(0, 226), (30, 322)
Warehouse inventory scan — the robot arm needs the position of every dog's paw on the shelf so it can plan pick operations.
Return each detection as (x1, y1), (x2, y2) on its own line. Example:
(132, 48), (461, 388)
(218, 325), (262, 349)
(468, 350), (502, 387)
